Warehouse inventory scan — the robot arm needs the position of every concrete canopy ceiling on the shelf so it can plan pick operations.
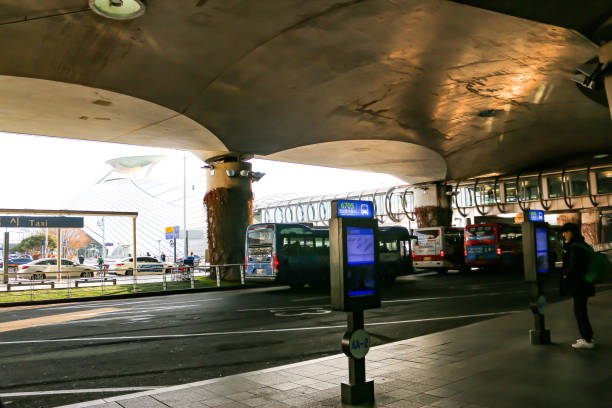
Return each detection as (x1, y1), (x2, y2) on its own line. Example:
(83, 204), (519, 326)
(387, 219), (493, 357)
(0, 0), (610, 184)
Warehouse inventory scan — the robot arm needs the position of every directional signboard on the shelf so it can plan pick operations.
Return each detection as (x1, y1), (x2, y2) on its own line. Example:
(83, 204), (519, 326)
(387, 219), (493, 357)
(165, 226), (180, 240)
(333, 200), (374, 219)
(0, 216), (84, 228)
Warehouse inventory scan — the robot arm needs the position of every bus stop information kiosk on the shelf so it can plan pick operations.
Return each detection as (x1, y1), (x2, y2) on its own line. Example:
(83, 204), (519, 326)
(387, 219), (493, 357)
(330, 199), (380, 405)
(521, 209), (551, 345)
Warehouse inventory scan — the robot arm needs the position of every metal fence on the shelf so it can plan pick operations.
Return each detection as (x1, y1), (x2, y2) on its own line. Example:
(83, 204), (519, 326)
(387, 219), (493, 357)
(0, 264), (245, 304)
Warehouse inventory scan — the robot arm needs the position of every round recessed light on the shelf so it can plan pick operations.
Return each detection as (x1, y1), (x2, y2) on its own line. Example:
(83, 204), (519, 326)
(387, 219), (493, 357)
(89, 0), (146, 20)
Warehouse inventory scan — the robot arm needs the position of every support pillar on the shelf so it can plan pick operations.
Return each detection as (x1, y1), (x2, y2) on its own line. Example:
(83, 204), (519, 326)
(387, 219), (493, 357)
(413, 183), (452, 228)
(581, 209), (602, 246)
(204, 155), (254, 281)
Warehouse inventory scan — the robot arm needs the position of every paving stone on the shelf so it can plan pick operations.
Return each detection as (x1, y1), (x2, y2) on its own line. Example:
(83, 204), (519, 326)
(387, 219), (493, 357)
(114, 396), (169, 408)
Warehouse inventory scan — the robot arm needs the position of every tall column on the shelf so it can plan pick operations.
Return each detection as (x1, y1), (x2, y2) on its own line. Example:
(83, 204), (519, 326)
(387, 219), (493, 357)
(581, 209), (602, 246)
(413, 183), (452, 228)
(204, 155), (253, 281)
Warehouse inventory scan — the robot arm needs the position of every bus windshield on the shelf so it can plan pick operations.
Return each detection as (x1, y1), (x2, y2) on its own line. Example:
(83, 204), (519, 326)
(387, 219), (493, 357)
(415, 229), (440, 246)
(466, 225), (496, 241)
(247, 227), (274, 247)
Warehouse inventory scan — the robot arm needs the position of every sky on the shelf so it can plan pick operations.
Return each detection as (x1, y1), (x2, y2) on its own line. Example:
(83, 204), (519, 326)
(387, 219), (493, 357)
(0, 132), (405, 209)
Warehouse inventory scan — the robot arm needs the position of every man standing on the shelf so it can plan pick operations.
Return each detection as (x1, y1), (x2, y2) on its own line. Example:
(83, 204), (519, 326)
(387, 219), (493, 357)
(561, 223), (595, 349)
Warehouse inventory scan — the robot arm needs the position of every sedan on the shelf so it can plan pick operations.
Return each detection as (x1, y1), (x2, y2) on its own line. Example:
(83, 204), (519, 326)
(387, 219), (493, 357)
(17, 258), (97, 280)
(108, 256), (172, 276)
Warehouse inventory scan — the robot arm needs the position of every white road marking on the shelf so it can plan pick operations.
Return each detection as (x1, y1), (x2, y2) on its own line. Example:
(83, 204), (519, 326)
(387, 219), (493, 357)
(50, 314), (156, 325)
(382, 291), (524, 303)
(291, 296), (329, 302)
(43, 298), (222, 310)
(0, 387), (163, 397)
(237, 305), (327, 312)
(0, 310), (519, 345)
(274, 309), (331, 317)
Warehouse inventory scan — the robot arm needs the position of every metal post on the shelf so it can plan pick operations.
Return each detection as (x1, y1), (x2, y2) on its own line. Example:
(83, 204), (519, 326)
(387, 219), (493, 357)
(57, 228), (62, 283)
(132, 216), (137, 293)
(190, 268), (194, 289)
(183, 152), (188, 258)
(341, 309), (374, 405)
(216, 266), (220, 287)
(67, 267), (71, 298)
(240, 264), (245, 286)
(173, 237), (177, 264)
(3, 232), (9, 284)
(163, 269), (167, 291)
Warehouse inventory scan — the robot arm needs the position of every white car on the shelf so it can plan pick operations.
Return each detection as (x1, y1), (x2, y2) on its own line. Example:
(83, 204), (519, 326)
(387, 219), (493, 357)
(17, 258), (97, 280)
(108, 256), (173, 276)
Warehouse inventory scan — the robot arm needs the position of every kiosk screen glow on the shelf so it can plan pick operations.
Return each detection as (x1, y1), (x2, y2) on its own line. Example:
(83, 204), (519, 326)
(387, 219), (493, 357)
(346, 227), (375, 296)
(535, 227), (549, 273)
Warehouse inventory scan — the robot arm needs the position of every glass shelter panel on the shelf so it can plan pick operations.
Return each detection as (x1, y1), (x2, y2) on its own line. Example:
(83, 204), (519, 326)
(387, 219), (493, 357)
(596, 169), (612, 194)
(570, 172), (588, 196)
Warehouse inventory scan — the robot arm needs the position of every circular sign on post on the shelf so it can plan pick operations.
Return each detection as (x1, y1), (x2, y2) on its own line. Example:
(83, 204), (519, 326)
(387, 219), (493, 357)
(343, 329), (371, 359)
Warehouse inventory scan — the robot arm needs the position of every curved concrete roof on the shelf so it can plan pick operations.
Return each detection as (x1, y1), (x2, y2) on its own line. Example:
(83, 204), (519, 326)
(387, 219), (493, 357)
(0, 1), (610, 183)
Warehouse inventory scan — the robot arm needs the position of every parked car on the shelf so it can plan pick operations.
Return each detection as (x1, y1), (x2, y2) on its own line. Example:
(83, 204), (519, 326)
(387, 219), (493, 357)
(17, 258), (97, 280)
(1, 254), (34, 272)
(108, 256), (172, 276)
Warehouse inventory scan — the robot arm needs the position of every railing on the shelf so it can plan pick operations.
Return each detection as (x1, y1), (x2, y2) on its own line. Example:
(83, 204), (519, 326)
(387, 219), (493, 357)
(450, 162), (612, 215)
(0, 264), (246, 304)
(253, 161), (612, 226)
(254, 186), (416, 226)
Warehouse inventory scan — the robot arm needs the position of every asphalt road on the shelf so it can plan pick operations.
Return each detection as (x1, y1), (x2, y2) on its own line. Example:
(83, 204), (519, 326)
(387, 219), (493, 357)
(0, 269), (579, 407)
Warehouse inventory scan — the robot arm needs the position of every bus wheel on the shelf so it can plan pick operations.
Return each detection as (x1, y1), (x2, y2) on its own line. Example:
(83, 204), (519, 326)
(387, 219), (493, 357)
(125, 269), (133, 276)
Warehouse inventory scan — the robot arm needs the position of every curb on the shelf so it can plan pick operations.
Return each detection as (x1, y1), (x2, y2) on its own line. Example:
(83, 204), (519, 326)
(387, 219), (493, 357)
(0, 284), (258, 308)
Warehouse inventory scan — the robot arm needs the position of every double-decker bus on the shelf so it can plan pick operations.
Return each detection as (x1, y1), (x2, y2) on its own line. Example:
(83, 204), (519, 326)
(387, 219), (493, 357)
(244, 223), (414, 289)
(464, 223), (523, 271)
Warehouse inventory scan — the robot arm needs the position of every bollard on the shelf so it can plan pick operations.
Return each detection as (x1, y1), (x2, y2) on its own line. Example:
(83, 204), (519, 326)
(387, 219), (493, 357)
(163, 269), (167, 291)
(133, 269), (137, 293)
(190, 268), (195, 289)
(216, 266), (221, 288)
(240, 265), (245, 286)
(101, 269), (106, 296)
(67, 272), (71, 298)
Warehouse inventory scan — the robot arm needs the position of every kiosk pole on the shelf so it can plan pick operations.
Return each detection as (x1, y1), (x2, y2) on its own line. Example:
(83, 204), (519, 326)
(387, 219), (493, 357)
(522, 209), (551, 345)
(342, 310), (371, 401)
(329, 199), (379, 405)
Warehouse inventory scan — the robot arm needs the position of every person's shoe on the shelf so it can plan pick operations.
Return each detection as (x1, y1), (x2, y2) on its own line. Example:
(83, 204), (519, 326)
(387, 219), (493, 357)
(572, 339), (595, 349)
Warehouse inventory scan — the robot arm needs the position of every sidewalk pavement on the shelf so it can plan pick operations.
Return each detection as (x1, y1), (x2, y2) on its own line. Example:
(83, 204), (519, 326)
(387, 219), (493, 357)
(61, 289), (612, 408)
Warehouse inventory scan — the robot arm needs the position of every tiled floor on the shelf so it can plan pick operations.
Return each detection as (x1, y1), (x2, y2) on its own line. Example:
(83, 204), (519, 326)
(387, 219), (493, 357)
(61, 289), (612, 408)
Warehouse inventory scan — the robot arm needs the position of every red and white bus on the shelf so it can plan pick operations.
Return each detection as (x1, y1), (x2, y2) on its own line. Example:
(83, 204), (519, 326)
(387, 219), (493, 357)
(464, 223), (523, 271)
(412, 227), (465, 273)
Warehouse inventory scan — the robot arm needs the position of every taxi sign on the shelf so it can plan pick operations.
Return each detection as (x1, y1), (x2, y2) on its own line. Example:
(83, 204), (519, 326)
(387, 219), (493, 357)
(335, 200), (374, 219)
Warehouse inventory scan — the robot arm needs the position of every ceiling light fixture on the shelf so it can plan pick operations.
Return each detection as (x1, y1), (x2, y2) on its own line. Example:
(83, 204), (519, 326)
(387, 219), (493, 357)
(89, 0), (146, 20)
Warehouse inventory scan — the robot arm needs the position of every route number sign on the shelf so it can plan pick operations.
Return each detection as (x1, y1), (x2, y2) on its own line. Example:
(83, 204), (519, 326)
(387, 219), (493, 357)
(348, 329), (371, 359)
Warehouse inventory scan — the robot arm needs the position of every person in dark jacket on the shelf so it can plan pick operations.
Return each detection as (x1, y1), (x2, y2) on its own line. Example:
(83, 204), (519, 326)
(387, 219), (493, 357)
(561, 222), (595, 349)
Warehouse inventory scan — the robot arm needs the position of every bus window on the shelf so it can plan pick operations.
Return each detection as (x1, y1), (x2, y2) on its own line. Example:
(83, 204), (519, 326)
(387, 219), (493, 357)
(379, 240), (398, 253)
(444, 230), (463, 244)
(466, 225), (496, 240)
(248, 228), (274, 247)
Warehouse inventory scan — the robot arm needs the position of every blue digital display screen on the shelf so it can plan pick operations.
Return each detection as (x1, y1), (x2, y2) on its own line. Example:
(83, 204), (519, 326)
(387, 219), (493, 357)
(529, 210), (545, 222)
(346, 227), (376, 297)
(337, 200), (374, 218)
(535, 227), (549, 273)
(347, 227), (375, 265)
